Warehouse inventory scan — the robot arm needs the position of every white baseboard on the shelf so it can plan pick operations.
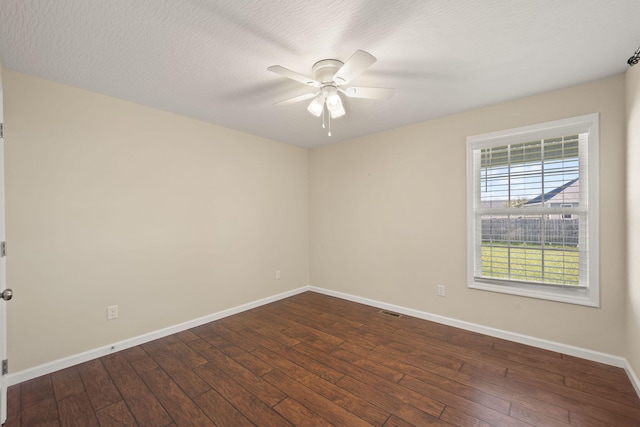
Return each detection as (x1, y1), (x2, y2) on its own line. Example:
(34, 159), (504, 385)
(309, 286), (633, 370)
(8, 284), (640, 399)
(7, 286), (310, 386)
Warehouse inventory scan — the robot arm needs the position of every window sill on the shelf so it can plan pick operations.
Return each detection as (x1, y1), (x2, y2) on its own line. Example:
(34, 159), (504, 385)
(468, 279), (599, 307)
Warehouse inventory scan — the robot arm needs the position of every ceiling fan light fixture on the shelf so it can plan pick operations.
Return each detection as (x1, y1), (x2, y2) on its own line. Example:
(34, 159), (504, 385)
(323, 85), (340, 107)
(326, 92), (340, 107)
(307, 94), (324, 117)
(329, 102), (345, 119)
(324, 87), (342, 109)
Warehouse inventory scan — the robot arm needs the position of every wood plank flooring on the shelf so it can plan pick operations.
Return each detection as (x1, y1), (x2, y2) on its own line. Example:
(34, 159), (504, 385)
(5, 291), (640, 426)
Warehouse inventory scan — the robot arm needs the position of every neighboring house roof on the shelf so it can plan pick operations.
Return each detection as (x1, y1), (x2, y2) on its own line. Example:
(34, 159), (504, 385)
(525, 178), (579, 206)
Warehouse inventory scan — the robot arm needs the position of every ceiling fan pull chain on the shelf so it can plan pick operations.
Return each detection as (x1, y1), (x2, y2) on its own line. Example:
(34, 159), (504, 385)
(328, 109), (332, 136)
(322, 104), (326, 129)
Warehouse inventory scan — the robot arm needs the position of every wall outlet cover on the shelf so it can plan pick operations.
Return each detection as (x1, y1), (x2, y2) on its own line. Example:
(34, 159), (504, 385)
(107, 305), (119, 320)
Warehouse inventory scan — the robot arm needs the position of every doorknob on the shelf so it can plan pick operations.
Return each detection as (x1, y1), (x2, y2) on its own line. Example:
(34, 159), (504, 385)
(1, 288), (12, 301)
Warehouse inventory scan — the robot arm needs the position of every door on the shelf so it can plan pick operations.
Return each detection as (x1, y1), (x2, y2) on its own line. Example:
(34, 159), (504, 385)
(0, 71), (7, 425)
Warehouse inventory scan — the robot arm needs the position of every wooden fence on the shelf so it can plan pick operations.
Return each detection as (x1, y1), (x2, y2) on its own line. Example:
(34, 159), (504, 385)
(481, 217), (579, 246)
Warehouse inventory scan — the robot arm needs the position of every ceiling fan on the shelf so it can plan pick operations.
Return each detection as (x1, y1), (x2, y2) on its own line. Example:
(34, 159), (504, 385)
(268, 50), (395, 136)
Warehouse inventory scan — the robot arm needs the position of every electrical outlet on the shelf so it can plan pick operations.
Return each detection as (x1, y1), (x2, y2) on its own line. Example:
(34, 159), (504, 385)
(437, 285), (446, 297)
(107, 305), (118, 320)
(275, 270), (281, 280)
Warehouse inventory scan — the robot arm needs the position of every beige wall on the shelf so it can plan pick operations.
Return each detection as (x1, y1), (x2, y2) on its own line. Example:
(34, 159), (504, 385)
(3, 69), (633, 374)
(626, 65), (640, 380)
(310, 75), (627, 355)
(4, 71), (309, 371)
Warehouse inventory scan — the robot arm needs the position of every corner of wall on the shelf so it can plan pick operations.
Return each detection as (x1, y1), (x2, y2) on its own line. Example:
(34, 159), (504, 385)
(625, 63), (640, 389)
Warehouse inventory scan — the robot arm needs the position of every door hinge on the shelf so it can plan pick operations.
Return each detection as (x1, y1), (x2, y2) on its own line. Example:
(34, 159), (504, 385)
(1, 242), (6, 257)
(2, 359), (7, 375)
(0, 123), (3, 139)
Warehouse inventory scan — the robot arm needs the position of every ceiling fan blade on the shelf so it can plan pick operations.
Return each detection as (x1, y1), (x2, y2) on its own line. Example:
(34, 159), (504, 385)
(341, 86), (395, 100)
(274, 92), (319, 106)
(267, 65), (320, 87)
(333, 50), (377, 85)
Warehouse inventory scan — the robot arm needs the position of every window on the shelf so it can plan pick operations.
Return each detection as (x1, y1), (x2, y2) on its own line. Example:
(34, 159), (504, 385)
(466, 114), (599, 306)
(560, 204), (573, 219)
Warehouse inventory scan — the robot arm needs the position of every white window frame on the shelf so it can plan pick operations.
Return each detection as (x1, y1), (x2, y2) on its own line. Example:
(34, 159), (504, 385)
(466, 113), (599, 307)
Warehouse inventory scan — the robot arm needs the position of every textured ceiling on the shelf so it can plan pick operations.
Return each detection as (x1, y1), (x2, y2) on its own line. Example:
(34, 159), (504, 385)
(1, 0), (639, 148)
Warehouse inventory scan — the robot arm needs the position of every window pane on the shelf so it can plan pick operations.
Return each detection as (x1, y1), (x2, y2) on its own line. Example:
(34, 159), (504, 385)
(480, 136), (579, 208)
(475, 133), (583, 287)
(479, 214), (580, 285)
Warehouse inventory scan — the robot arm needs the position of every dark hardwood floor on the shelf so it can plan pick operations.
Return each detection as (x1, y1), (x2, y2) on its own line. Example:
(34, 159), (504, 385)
(5, 291), (640, 426)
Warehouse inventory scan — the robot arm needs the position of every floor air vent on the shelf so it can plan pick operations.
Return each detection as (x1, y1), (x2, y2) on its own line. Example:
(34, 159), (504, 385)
(379, 310), (402, 318)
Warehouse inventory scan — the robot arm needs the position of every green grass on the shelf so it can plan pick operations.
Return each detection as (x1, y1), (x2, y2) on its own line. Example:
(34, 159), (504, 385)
(481, 244), (580, 285)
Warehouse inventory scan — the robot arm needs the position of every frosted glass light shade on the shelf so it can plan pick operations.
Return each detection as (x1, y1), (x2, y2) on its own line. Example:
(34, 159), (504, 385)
(307, 95), (324, 117)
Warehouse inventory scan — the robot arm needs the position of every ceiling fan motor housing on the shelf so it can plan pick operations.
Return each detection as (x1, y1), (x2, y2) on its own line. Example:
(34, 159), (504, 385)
(312, 59), (344, 85)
